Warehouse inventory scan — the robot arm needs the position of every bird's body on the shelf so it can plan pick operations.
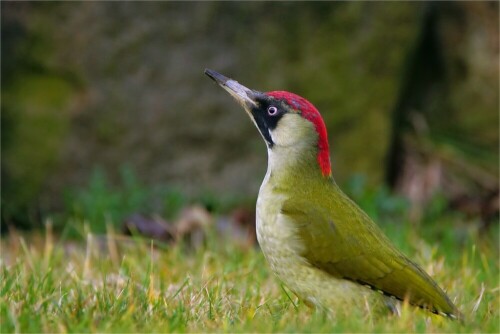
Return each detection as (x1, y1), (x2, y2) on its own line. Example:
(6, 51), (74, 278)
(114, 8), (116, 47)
(257, 151), (451, 315)
(257, 157), (382, 311)
(205, 69), (461, 319)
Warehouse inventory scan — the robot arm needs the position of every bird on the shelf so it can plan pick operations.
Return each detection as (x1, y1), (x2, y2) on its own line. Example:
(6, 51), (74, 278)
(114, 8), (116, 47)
(204, 69), (461, 320)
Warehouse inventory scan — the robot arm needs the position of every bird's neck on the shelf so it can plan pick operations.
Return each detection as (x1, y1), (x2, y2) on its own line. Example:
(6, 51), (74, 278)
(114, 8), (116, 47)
(265, 144), (331, 187)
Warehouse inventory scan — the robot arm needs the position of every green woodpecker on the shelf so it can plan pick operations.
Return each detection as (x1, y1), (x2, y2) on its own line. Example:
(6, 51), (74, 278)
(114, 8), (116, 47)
(205, 69), (461, 319)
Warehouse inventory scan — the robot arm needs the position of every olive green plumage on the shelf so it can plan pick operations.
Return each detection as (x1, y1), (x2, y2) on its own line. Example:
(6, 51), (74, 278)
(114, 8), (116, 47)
(270, 165), (459, 317)
(205, 69), (461, 320)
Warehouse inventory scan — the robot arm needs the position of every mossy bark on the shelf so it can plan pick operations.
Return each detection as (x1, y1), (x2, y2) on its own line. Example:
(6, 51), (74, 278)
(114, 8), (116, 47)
(2, 2), (497, 227)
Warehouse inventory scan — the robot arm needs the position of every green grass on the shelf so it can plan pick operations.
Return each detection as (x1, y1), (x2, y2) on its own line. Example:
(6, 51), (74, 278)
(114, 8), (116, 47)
(1, 216), (498, 333)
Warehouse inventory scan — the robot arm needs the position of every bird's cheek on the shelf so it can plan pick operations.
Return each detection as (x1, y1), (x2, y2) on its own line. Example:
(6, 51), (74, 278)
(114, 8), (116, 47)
(270, 115), (315, 147)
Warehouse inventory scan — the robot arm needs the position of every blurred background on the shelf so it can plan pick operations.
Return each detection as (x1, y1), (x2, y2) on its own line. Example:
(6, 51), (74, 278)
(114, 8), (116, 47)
(1, 2), (498, 238)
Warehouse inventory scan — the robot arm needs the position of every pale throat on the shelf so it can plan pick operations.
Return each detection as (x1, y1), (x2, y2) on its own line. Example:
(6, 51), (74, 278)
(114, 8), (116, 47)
(265, 143), (323, 184)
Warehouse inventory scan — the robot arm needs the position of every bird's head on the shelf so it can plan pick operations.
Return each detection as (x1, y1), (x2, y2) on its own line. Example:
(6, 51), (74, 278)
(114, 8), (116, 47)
(205, 69), (331, 177)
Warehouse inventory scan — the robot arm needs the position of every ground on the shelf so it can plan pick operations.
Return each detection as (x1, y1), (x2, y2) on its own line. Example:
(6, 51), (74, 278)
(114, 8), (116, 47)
(1, 218), (498, 333)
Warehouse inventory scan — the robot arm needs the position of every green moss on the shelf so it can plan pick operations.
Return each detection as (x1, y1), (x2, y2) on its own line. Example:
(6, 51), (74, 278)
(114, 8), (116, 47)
(2, 74), (74, 219)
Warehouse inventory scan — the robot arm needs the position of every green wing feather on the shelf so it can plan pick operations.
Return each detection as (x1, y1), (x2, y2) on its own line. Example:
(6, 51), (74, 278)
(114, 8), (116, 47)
(280, 183), (460, 318)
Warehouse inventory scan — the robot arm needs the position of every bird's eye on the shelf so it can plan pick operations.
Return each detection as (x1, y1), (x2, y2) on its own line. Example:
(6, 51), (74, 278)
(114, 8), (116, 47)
(267, 106), (278, 116)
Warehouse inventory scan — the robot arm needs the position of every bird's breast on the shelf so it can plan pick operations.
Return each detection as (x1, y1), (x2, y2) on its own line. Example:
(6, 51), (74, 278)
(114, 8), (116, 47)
(256, 179), (307, 276)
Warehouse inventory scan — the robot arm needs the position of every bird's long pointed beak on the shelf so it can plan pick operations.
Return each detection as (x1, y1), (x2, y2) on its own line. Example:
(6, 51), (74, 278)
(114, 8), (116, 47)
(204, 69), (258, 109)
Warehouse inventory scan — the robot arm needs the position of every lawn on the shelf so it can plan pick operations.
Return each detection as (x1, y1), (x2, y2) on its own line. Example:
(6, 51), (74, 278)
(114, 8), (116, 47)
(1, 214), (498, 333)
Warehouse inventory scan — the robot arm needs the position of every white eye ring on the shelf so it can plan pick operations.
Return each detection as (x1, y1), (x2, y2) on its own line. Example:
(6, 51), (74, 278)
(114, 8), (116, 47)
(267, 106), (278, 116)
